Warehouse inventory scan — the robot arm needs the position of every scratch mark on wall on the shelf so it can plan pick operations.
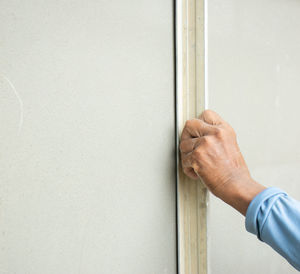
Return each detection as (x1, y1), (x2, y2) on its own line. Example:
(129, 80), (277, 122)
(0, 74), (24, 134)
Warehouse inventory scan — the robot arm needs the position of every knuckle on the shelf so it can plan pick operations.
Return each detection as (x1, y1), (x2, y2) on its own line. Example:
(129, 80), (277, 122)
(215, 127), (225, 138)
(230, 129), (237, 138)
(179, 141), (186, 152)
(180, 154), (189, 167)
(203, 109), (213, 116)
(202, 109), (214, 119)
(185, 119), (193, 128)
(193, 147), (203, 158)
(229, 126), (237, 137)
(201, 136), (208, 144)
(198, 119), (206, 127)
(201, 135), (212, 145)
(223, 124), (236, 137)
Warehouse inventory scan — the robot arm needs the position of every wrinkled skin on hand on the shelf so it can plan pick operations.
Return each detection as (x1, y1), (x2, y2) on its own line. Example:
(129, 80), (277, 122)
(180, 110), (265, 215)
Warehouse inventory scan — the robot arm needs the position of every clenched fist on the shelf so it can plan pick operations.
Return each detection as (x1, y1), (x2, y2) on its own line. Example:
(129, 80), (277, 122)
(180, 110), (265, 215)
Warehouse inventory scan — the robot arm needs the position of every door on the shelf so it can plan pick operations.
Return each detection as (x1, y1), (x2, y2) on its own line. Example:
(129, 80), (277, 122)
(0, 1), (177, 273)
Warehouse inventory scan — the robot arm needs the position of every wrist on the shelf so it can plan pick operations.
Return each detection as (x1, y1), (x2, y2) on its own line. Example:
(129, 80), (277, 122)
(213, 177), (266, 216)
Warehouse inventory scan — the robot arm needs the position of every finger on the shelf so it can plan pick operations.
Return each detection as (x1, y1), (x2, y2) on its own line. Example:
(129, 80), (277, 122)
(180, 136), (209, 154)
(180, 138), (199, 153)
(181, 152), (193, 168)
(181, 119), (216, 140)
(183, 167), (198, 180)
(199, 109), (224, 125)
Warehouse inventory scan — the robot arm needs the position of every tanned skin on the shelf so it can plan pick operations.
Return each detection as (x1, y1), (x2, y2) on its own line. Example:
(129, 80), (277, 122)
(180, 110), (266, 216)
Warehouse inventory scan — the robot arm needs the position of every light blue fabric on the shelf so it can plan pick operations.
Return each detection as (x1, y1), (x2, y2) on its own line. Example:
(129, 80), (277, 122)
(246, 187), (300, 271)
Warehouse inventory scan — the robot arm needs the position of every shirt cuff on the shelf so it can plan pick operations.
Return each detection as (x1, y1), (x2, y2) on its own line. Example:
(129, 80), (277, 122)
(245, 187), (287, 237)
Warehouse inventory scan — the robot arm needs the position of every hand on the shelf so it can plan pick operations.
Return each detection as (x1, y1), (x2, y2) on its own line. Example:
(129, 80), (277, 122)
(179, 110), (265, 215)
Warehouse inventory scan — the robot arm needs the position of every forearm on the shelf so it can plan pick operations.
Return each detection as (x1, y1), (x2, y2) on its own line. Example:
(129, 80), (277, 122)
(213, 178), (266, 216)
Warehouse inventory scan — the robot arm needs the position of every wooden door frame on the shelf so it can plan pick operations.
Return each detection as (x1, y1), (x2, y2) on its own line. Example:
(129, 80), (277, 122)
(175, 0), (208, 273)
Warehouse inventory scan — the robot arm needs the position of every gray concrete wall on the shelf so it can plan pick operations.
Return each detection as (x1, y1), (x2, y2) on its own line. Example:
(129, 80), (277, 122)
(207, 1), (300, 273)
(0, 1), (177, 273)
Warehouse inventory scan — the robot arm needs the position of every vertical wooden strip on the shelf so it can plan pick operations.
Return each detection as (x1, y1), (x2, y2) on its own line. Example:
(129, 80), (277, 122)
(176, 0), (207, 273)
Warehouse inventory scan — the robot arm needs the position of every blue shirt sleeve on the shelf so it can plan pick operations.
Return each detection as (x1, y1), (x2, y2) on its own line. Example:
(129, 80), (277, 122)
(245, 187), (300, 271)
